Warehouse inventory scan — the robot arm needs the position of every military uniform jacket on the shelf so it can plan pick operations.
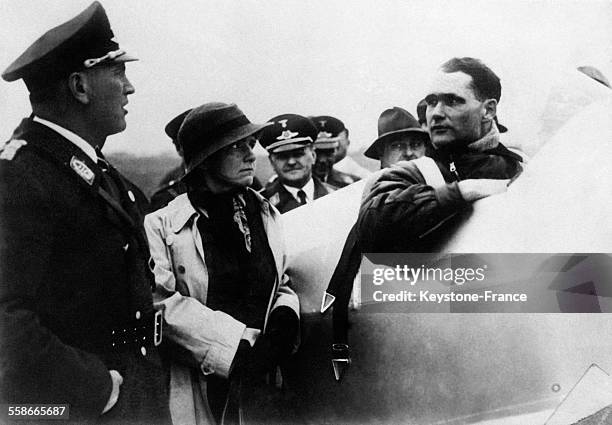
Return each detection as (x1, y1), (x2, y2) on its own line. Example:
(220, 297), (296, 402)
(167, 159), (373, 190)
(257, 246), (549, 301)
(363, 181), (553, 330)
(0, 118), (170, 424)
(325, 168), (361, 189)
(260, 177), (332, 214)
(148, 165), (187, 214)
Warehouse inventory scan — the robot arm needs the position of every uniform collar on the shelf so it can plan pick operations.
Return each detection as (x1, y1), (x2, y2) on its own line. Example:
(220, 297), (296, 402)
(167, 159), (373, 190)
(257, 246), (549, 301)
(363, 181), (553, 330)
(33, 115), (98, 163)
(282, 178), (315, 203)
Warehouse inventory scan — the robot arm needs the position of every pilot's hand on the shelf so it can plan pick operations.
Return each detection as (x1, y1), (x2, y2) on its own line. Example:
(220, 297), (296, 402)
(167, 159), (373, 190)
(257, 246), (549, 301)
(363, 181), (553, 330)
(458, 178), (510, 202)
(101, 370), (123, 414)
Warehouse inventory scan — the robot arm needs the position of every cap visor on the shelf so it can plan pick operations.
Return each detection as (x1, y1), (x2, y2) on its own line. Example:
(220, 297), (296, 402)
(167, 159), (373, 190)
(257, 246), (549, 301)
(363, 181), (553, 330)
(314, 140), (339, 149)
(269, 142), (312, 153)
(114, 53), (138, 63)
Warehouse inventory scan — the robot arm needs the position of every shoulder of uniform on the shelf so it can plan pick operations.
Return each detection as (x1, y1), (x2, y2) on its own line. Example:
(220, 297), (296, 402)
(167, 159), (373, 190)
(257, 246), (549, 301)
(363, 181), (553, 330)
(0, 139), (28, 161)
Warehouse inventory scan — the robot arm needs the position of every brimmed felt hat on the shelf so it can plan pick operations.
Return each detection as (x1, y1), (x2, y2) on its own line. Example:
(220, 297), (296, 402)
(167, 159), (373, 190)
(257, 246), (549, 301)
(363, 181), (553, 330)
(311, 115), (345, 149)
(364, 107), (429, 159)
(259, 114), (318, 154)
(178, 102), (269, 175)
(2, 2), (137, 93)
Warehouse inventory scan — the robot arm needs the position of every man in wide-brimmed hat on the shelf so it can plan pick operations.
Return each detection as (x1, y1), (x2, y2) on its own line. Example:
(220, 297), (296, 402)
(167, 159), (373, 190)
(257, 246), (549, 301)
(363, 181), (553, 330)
(364, 106), (431, 169)
(144, 102), (300, 425)
(0, 2), (171, 423)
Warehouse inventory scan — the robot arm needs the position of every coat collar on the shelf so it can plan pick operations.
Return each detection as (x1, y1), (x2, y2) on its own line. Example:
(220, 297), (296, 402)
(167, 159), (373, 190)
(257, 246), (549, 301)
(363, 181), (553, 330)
(466, 121), (500, 152)
(167, 188), (274, 234)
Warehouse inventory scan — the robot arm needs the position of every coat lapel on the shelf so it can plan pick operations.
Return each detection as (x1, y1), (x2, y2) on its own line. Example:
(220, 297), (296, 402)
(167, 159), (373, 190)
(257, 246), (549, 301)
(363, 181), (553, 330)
(276, 183), (299, 213)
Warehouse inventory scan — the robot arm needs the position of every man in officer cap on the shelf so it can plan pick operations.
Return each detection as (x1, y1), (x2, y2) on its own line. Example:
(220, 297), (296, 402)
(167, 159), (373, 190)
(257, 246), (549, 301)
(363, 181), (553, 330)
(148, 109), (192, 212)
(311, 115), (361, 189)
(0, 2), (170, 423)
(364, 107), (431, 169)
(259, 114), (333, 213)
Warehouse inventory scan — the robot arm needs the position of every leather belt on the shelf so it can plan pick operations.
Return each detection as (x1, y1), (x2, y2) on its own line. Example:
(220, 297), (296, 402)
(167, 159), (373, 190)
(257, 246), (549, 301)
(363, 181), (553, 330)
(108, 310), (163, 350)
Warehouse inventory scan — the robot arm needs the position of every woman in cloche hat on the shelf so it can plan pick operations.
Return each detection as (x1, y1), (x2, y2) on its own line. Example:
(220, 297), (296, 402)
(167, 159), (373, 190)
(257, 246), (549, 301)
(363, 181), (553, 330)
(144, 102), (300, 425)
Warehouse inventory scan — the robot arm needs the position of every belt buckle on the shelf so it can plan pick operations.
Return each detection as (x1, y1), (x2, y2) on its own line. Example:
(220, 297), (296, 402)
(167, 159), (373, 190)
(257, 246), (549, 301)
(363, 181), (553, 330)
(154, 309), (163, 346)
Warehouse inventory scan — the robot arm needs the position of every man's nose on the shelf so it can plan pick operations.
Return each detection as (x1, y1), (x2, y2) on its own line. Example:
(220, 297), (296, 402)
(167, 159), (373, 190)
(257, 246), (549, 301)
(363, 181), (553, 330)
(124, 77), (135, 95)
(287, 156), (297, 165)
(430, 102), (445, 119)
(244, 145), (256, 162)
(400, 150), (417, 161)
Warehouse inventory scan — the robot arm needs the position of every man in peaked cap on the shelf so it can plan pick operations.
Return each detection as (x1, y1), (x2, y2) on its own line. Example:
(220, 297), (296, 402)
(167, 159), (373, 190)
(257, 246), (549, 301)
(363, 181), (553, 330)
(364, 107), (432, 169)
(0, 2), (170, 424)
(311, 115), (361, 189)
(259, 114), (333, 213)
(148, 109), (192, 212)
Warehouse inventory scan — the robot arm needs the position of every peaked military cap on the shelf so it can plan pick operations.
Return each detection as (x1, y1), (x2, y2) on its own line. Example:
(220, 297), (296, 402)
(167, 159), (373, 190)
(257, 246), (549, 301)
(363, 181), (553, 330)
(311, 115), (346, 149)
(165, 109), (193, 141)
(2, 1), (137, 92)
(365, 107), (429, 160)
(259, 114), (318, 154)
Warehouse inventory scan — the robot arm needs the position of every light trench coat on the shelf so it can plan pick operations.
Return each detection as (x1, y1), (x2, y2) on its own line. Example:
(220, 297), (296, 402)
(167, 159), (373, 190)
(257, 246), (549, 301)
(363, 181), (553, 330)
(144, 190), (300, 425)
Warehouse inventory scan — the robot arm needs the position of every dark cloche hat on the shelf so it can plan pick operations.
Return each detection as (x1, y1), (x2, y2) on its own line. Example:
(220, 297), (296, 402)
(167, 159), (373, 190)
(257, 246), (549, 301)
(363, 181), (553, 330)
(258, 114), (318, 154)
(178, 102), (269, 175)
(364, 107), (429, 160)
(311, 115), (346, 149)
(2, 1), (137, 92)
(165, 109), (193, 141)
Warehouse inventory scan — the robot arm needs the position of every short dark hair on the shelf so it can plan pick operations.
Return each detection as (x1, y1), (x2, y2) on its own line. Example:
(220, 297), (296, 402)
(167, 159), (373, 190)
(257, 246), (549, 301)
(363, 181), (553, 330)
(440, 57), (501, 102)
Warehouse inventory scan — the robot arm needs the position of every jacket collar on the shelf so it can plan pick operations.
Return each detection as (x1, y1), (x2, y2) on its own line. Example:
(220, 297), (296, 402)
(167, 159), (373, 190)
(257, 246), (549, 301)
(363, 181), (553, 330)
(32, 116), (98, 163)
(466, 121), (500, 152)
(168, 188), (273, 234)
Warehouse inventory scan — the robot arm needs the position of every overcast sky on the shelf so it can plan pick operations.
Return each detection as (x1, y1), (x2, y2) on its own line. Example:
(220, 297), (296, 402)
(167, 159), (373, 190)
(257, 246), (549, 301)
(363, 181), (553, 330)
(1, 0), (610, 156)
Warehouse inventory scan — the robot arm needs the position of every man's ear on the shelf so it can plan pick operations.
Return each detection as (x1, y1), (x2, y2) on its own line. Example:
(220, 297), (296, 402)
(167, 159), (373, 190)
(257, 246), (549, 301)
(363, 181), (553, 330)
(482, 98), (497, 122)
(67, 71), (91, 105)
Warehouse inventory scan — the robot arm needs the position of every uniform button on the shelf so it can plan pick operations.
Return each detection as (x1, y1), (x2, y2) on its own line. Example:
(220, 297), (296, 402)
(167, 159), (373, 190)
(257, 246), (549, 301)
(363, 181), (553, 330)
(141, 346), (147, 356)
(178, 265), (186, 274)
(135, 311), (141, 320)
(128, 190), (136, 203)
(123, 243), (129, 252)
(166, 235), (174, 246)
